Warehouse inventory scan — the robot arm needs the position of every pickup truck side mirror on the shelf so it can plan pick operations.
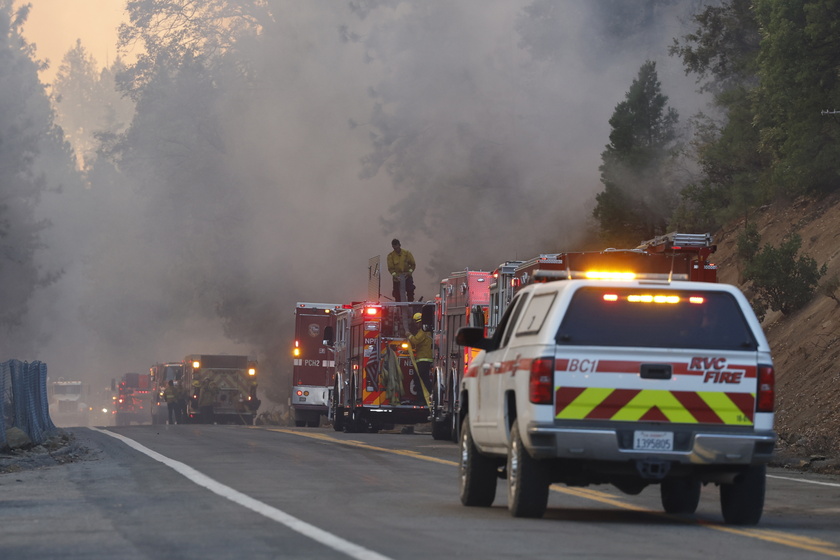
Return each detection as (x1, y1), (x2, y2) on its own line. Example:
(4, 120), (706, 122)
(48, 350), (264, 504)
(456, 327), (495, 351)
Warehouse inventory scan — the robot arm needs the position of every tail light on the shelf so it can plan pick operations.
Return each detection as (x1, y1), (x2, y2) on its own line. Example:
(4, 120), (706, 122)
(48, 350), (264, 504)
(756, 365), (775, 412)
(529, 357), (554, 404)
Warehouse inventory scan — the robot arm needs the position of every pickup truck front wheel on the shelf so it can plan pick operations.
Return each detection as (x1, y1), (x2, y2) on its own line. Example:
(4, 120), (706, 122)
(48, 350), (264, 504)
(459, 415), (497, 507)
(507, 422), (549, 518)
(720, 465), (766, 525)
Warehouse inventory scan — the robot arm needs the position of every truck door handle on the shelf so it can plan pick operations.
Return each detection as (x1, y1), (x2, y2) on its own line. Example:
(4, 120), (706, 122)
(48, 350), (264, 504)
(482, 364), (492, 375)
(640, 364), (672, 380)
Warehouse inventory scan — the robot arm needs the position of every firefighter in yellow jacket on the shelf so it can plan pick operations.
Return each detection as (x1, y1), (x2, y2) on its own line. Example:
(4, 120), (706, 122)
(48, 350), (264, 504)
(163, 380), (179, 424)
(387, 238), (415, 302)
(406, 312), (433, 393)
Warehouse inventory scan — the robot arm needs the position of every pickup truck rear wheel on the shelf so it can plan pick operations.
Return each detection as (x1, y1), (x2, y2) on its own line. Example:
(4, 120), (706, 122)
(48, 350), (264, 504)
(459, 415), (497, 507)
(660, 476), (701, 514)
(720, 465), (766, 525)
(507, 422), (549, 518)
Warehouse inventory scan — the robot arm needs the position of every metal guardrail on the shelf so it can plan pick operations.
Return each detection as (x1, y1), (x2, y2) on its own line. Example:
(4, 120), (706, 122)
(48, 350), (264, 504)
(1, 359), (56, 449)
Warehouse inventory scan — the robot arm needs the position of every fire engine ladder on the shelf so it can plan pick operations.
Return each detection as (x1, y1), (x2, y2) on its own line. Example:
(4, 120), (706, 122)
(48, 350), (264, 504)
(395, 275), (411, 334)
(637, 232), (715, 281)
(637, 232), (713, 251)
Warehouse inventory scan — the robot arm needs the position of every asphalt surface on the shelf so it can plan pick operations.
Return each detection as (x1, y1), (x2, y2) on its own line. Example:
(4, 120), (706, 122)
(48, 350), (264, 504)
(2, 425), (840, 560)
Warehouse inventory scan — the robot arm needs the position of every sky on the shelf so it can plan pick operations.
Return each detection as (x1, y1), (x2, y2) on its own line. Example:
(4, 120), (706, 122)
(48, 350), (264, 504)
(18, 0), (127, 82)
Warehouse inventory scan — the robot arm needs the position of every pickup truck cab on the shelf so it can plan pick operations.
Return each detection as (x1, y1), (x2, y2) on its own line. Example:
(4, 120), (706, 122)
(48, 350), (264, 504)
(456, 278), (776, 524)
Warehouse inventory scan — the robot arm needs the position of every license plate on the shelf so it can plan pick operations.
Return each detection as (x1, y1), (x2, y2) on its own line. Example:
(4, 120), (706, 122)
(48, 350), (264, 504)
(633, 430), (673, 451)
(298, 397), (306, 402)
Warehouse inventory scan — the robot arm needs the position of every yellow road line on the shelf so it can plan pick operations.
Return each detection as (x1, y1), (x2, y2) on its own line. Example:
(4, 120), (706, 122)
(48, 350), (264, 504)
(268, 428), (840, 557)
(266, 428), (457, 467)
(555, 485), (840, 557)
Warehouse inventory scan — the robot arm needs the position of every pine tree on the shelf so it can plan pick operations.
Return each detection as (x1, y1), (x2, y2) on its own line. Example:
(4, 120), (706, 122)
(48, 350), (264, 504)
(593, 60), (679, 247)
(0, 3), (66, 340)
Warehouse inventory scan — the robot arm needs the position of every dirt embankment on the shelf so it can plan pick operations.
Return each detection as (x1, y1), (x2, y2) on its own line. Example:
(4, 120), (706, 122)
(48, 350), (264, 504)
(712, 191), (840, 474)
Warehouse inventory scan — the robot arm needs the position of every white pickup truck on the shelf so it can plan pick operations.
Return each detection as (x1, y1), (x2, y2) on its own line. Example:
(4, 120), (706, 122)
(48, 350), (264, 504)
(456, 278), (776, 524)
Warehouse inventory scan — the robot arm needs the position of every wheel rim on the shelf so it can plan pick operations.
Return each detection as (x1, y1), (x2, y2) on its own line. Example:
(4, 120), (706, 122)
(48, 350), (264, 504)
(508, 436), (521, 501)
(459, 428), (469, 486)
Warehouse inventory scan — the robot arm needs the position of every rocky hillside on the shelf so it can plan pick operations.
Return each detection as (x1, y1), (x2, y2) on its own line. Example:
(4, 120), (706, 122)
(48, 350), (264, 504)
(711, 191), (840, 473)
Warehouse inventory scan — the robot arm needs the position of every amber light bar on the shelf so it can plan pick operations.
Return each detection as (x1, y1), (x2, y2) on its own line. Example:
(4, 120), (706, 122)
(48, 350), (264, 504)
(601, 294), (706, 304)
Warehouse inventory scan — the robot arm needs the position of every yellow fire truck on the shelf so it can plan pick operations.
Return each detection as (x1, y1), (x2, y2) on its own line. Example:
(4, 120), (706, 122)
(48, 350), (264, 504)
(182, 354), (260, 425)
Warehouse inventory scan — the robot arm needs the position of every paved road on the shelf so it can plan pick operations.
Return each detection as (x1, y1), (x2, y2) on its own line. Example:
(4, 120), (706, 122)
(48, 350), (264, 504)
(2, 425), (839, 559)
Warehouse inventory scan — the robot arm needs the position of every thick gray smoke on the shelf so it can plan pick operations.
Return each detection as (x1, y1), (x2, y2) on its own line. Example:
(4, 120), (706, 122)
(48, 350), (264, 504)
(18, 1), (712, 407)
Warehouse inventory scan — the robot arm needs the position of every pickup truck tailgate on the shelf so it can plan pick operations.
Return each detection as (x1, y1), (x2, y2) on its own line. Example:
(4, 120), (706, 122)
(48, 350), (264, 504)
(554, 349), (757, 426)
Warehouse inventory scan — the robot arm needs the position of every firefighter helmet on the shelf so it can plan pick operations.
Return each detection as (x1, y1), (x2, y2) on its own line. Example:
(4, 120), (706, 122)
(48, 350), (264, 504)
(413, 313), (422, 322)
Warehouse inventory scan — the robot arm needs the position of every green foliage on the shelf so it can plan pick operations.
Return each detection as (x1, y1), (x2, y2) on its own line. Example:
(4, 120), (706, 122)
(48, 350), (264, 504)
(672, 0), (840, 227)
(52, 41), (135, 172)
(670, 0), (768, 230)
(742, 233), (827, 316)
(752, 0), (840, 196)
(593, 60), (680, 247)
(736, 222), (761, 262)
(820, 274), (840, 304)
(668, 0), (760, 93)
(118, 0), (269, 98)
(593, 184), (649, 247)
(0, 3), (65, 333)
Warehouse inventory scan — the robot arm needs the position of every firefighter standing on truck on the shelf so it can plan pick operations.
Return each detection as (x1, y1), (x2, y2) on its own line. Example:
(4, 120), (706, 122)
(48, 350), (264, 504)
(387, 239), (416, 302)
(407, 313), (433, 393)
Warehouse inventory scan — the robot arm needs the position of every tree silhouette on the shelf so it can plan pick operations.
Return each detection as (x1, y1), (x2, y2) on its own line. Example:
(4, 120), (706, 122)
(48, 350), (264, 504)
(593, 60), (679, 247)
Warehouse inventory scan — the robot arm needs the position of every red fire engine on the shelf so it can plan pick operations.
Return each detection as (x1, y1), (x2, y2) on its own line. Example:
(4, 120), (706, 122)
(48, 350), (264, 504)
(327, 301), (434, 433)
(430, 269), (492, 441)
(487, 260), (524, 337)
(291, 302), (342, 427)
(486, 232), (718, 334)
(113, 372), (152, 426)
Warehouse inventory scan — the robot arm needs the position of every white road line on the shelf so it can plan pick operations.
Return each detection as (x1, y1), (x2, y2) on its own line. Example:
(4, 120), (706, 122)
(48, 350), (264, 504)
(768, 474), (840, 488)
(92, 428), (393, 560)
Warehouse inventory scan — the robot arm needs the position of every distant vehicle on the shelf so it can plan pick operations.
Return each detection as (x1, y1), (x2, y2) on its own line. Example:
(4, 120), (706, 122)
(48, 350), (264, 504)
(87, 386), (116, 426)
(113, 372), (152, 426)
(48, 380), (89, 427)
(291, 303), (343, 427)
(182, 354), (260, 425)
